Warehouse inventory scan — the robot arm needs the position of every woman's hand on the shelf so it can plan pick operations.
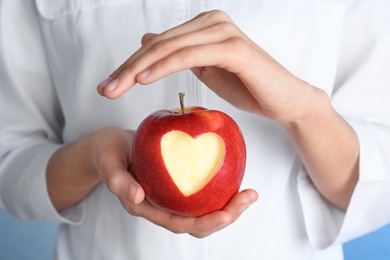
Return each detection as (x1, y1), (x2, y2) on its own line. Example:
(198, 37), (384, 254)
(47, 127), (144, 211)
(93, 128), (258, 238)
(48, 126), (258, 238)
(97, 10), (314, 124)
(91, 128), (145, 205)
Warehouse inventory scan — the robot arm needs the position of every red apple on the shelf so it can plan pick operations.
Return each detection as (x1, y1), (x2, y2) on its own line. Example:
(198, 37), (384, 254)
(132, 93), (246, 217)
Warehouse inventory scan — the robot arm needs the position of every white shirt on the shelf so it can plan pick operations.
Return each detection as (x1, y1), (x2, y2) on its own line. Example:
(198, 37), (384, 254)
(1, 0), (390, 259)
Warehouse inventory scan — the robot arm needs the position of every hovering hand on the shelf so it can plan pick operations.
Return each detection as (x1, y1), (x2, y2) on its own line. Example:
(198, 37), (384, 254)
(98, 10), (314, 124)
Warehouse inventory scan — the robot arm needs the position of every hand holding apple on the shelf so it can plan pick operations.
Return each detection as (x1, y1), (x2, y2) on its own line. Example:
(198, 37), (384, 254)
(91, 127), (258, 239)
(132, 93), (246, 217)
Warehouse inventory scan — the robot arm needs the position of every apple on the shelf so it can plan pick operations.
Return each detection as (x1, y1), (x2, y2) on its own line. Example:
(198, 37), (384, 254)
(132, 93), (246, 217)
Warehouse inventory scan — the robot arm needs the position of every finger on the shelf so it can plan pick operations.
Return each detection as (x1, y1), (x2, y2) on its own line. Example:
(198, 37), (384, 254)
(140, 189), (257, 234)
(101, 23), (241, 99)
(120, 189), (257, 238)
(97, 11), (235, 99)
(135, 38), (251, 86)
(97, 12), (212, 96)
(138, 10), (232, 53)
(121, 197), (233, 234)
(105, 168), (145, 204)
(223, 189), (258, 216)
(186, 210), (234, 238)
(189, 189), (258, 238)
(141, 33), (157, 46)
(120, 200), (242, 239)
(97, 148), (145, 204)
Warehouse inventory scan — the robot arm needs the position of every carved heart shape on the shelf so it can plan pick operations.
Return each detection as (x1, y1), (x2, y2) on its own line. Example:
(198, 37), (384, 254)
(161, 130), (226, 196)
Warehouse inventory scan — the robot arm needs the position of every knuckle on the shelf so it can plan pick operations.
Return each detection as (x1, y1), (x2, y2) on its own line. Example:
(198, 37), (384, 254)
(105, 174), (122, 195)
(153, 57), (175, 75)
(153, 38), (175, 52)
(125, 204), (141, 217)
(145, 33), (163, 46)
(94, 152), (105, 170)
(207, 10), (231, 23)
(218, 37), (246, 63)
(177, 46), (196, 60)
(165, 222), (183, 235)
(153, 45), (194, 73)
(214, 21), (238, 37)
(121, 63), (137, 75)
(226, 36), (246, 47)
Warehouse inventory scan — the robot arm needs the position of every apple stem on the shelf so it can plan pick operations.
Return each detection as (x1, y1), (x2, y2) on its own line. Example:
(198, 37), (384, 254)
(179, 92), (185, 114)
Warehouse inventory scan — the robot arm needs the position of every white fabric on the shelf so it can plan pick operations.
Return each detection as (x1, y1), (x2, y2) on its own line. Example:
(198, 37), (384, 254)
(1, 0), (390, 259)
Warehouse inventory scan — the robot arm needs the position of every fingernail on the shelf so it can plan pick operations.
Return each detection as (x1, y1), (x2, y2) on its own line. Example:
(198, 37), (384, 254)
(105, 78), (119, 91)
(137, 69), (151, 79)
(98, 77), (112, 89)
(126, 183), (138, 202)
(249, 191), (259, 201)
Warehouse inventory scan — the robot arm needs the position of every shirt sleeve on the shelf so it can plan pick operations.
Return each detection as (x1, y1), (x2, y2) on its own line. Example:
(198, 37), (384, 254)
(297, 1), (390, 249)
(0, 0), (84, 224)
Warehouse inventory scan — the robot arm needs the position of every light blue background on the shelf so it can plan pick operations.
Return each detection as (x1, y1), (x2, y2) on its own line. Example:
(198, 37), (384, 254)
(1, 208), (389, 259)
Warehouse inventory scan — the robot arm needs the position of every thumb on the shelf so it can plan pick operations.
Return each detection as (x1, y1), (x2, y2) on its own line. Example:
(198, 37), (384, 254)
(104, 168), (145, 205)
(123, 172), (145, 205)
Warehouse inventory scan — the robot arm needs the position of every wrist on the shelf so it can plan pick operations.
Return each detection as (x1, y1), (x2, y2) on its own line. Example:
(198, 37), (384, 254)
(47, 134), (102, 212)
(84, 133), (104, 183)
(72, 134), (104, 190)
(280, 83), (332, 130)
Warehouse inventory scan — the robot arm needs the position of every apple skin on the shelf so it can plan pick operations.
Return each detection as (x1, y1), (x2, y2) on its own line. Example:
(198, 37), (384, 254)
(132, 106), (246, 217)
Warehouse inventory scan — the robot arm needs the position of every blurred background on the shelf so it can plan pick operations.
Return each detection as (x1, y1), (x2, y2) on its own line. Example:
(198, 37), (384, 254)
(1, 208), (389, 259)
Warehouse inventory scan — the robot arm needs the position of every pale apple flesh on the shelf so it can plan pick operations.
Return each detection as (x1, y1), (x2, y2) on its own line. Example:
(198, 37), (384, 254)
(161, 130), (226, 197)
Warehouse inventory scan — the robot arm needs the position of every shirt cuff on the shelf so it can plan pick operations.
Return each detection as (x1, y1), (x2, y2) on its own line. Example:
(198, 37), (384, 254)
(0, 142), (85, 225)
(297, 119), (390, 249)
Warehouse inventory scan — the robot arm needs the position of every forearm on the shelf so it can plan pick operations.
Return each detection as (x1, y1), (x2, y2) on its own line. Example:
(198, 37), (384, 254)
(46, 134), (102, 212)
(284, 85), (359, 210)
